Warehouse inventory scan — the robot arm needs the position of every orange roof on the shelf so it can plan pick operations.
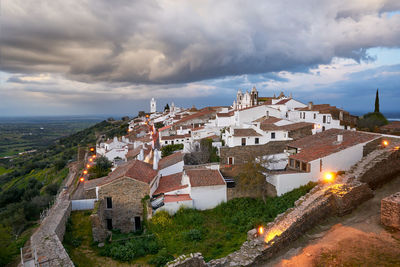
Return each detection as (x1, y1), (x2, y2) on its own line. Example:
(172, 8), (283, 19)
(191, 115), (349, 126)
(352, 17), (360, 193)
(158, 152), (184, 170)
(158, 125), (172, 132)
(186, 169), (226, 187)
(153, 172), (187, 195)
(86, 160), (157, 187)
(161, 134), (191, 141)
(217, 111), (234, 117)
(289, 129), (379, 162)
(175, 108), (216, 125)
(164, 194), (192, 203)
(275, 98), (292, 105)
(232, 128), (262, 137)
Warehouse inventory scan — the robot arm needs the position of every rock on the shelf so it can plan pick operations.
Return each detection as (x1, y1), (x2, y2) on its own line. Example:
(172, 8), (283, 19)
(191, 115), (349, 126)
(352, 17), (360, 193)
(98, 242), (104, 248)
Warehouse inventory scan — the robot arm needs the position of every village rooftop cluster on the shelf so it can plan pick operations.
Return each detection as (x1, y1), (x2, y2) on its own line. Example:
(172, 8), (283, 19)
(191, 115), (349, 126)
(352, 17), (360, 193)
(79, 87), (383, 236)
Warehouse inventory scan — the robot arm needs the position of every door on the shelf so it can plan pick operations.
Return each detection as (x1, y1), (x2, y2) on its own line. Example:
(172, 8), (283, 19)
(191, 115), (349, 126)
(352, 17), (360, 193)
(134, 216), (141, 231)
(106, 219), (113, 230)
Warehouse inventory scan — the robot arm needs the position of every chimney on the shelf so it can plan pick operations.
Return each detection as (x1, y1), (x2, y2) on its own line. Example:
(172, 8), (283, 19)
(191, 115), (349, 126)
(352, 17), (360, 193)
(308, 102), (313, 110)
(337, 134), (343, 143)
(153, 149), (159, 170)
(138, 149), (144, 161)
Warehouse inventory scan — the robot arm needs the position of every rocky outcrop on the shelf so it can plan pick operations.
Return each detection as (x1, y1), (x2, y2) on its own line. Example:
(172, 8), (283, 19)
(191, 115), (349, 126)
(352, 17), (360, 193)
(167, 253), (207, 267)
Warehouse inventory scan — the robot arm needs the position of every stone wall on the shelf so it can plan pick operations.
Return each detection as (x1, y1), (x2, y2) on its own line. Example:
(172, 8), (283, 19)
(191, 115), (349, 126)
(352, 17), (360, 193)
(30, 191), (74, 267)
(381, 192), (400, 230)
(97, 177), (149, 233)
(287, 125), (313, 140)
(171, 141), (400, 267)
(363, 136), (382, 156)
(220, 141), (288, 165)
(167, 253), (207, 267)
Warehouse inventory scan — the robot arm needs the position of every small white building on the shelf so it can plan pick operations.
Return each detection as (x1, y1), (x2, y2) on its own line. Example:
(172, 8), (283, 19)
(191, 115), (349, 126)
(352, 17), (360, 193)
(158, 151), (185, 176)
(150, 98), (157, 113)
(266, 129), (380, 196)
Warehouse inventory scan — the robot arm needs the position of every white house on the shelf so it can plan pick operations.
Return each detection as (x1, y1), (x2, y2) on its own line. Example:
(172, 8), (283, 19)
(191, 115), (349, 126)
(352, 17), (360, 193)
(151, 168), (227, 214)
(266, 129), (380, 196)
(158, 151), (185, 176)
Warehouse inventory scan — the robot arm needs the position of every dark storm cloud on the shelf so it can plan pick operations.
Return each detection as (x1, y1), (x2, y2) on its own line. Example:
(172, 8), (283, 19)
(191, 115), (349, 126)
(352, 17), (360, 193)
(1, 0), (400, 84)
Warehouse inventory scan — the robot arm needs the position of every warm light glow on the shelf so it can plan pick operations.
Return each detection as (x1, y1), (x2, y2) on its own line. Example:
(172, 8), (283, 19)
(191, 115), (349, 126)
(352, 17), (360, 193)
(264, 229), (282, 243)
(83, 170), (88, 174)
(80, 177), (84, 182)
(89, 158), (93, 162)
(382, 140), (389, 147)
(86, 164), (90, 168)
(258, 226), (264, 235)
(92, 155), (96, 158)
(395, 146), (400, 151)
(323, 172), (335, 183)
(90, 148), (94, 152)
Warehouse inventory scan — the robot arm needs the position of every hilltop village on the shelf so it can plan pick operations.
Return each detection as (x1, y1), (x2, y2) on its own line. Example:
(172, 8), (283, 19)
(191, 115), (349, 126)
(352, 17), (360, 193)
(79, 87), (384, 237)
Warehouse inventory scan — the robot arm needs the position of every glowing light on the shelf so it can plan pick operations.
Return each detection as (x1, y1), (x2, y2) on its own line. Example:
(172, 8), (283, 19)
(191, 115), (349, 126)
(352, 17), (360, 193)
(80, 177), (85, 182)
(264, 229), (282, 243)
(323, 172), (335, 183)
(395, 146), (400, 151)
(92, 155), (96, 158)
(89, 158), (93, 162)
(382, 140), (389, 147)
(86, 164), (90, 168)
(90, 148), (94, 152)
(258, 226), (264, 235)
(83, 170), (88, 175)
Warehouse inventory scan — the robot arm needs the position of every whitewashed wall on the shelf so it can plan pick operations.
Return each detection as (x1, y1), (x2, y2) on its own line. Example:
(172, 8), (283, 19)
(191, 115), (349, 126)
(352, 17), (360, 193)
(159, 161), (184, 176)
(156, 200), (193, 214)
(190, 185), (227, 210)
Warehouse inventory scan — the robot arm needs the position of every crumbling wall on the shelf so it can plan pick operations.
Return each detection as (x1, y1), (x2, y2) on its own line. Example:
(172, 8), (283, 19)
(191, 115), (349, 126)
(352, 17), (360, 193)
(381, 192), (400, 230)
(30, 191), (74, 267)
(167, 253), (207, 267)
(171, 143), (400, 267)
(220, 141), (288, 165)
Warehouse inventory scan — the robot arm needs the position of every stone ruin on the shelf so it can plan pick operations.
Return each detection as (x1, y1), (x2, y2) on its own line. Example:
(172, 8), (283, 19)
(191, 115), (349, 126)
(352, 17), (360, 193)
(381, 192), (400, 230)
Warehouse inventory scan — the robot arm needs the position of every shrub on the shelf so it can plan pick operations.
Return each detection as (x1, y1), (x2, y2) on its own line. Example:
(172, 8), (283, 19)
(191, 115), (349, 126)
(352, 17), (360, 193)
(161, 144), (184, 157)
(183, 229), (202, 241)
(148, 248), (174, 267)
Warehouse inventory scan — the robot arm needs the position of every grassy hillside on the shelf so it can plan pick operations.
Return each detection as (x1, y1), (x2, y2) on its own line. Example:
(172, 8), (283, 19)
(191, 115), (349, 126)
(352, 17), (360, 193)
(0, 119), (129, 266)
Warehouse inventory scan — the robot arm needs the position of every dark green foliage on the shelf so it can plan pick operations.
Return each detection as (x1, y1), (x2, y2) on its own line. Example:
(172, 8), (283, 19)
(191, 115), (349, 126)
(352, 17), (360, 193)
(100, 235), (160, 261)
(55, 159), (67, 170)
(184, 138), (219, 165)
(88, 156), (112, 179)
(358, 112), (388, 131)
(161, 144), (184, 157)
(45, 182), (60, 195)
(182, 229), (202, 241)
(0, 225), (17, 266)
(154, 122), (164, 129)
(147, 248), (174, 267)
(374, 88), (380, 113)
(121, 116), (130, 121)
(164, 104), (170, 111)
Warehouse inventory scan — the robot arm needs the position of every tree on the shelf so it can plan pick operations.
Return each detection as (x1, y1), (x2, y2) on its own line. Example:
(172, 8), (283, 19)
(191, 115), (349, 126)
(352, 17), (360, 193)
(374, 88), (380, 113)
(236, 158), (268, 202)
(184, 138), (219, 165)
(154, 122), (164, 130)
(164, 104), (170, 112)
(89, 156), (112, 179)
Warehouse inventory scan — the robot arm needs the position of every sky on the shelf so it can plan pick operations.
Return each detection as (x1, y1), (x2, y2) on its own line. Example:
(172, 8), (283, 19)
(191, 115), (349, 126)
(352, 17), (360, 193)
(1, 0), (400, 117)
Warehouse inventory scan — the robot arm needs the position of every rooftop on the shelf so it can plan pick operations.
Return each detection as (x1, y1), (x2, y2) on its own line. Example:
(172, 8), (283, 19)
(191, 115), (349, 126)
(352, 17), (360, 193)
(233, 128), (262, 137)
(158, 151), (184, 170)
(164, 194), (192, 203)
(186, 169), (226, 187)
(289, 129), (379, 162)
(153, 172), (187, 195)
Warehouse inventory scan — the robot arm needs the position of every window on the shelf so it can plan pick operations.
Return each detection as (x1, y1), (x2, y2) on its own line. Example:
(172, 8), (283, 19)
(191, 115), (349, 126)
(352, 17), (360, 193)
(241, 138), (246, 146)
(134, 216), (141, 231)
(228, 157), (234, 165)
(295, 160), (300, 169)
(106, 197), (112, 209)
(271, 132), (276, 139)
(320, 159), (323, 172)
(301, 162), (307, 171)
(323, 115), (326, 123)
(255, 138), (259, 144)
(314, 113), (316, 119)
(171, 141), (174, 145)
(286, 112), (288, 118)
(165, 141), (168, 144)
(327, 116), (331, 124)
(106, 219), (113, 230)
(322, 126), (325, 131)
(289, 159), (294, 167)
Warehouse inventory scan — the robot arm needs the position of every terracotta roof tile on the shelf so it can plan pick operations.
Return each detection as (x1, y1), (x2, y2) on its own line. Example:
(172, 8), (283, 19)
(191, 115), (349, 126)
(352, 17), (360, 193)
(158, 152), (184, 170)
(186, 169), (226, 187)
(164, 194), (192, 203)
(96, 160), (157, 186)
(289, 129), (379, 162)
(161, 134), (191, 141)
(275, 98), (292, 105)
(233, 128), (262, 137)
(153, 172), (187, 195)
(217, 111), (234, 117)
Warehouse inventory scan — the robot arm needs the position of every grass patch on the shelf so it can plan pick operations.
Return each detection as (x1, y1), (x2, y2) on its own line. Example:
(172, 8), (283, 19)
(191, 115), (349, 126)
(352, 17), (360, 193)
(149, 182), (316, 261)
(0, 166), (11, 175)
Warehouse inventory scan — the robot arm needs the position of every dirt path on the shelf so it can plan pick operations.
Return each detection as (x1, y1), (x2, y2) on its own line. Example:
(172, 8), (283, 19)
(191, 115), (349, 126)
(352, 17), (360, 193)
(267, 174), (400, 267)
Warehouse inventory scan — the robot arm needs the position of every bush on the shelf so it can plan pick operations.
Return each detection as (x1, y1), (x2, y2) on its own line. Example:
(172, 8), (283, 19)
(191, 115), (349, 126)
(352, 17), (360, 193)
(183, 229), (202, 241)
(161, 144), (184, 157)
(148, 248), (174, 267)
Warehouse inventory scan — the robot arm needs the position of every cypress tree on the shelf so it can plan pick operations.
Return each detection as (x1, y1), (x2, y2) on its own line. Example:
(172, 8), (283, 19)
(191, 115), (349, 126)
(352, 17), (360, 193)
(374, 89), (380, 113)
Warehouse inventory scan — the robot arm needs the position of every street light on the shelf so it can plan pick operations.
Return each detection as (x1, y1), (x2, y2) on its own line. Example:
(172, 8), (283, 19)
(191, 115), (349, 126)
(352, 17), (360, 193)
(80, 177), (85, 182)
(382, 140), (389, 147)
(323, 172), (335, 183)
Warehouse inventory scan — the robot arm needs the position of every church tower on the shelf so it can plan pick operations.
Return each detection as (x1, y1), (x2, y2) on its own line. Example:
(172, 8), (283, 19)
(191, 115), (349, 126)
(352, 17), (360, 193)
(150, 98), (156, 113)
(250, 86), (258, 106)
